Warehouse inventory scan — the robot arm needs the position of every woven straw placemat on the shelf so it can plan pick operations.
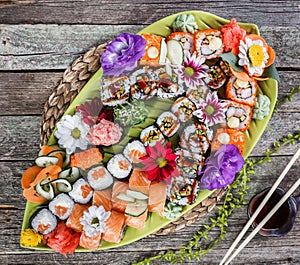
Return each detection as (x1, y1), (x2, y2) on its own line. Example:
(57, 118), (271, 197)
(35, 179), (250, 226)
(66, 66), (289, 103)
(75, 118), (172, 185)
(40, 43), (225, 236)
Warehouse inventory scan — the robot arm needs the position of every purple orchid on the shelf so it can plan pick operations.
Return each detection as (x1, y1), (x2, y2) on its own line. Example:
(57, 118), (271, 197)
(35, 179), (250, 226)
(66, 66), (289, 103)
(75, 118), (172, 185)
(199, 144), (244, 190)
(101, 33), (146, 76)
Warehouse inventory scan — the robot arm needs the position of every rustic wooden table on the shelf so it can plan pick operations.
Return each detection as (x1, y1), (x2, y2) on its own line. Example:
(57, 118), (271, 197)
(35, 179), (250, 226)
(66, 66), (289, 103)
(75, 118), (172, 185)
(0, 1), (299, 264)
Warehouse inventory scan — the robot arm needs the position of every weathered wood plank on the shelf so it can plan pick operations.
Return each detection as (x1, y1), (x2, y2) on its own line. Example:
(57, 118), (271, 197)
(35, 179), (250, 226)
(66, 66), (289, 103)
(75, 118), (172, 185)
(1, 157), (299, 264)
(0, 0), (299, 27)
(0, 24), (299, 70)
(0, 70), (299, 116)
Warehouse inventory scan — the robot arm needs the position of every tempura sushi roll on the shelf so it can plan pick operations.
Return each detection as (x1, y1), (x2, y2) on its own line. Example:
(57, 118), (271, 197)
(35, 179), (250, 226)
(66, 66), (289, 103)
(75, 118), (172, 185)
(166, 32), (195, 54)
(226, 76), (258, 106)
(107, 154), (132, 181)
(87, 165), (114, 191)
(224, 100), (253, 132)
(204, 65), (227, 90)
(186, 84), (210, 105)
(171, 96), (196, 122)
(101, 75), (130, 106)
(140, 125), (165, 146)
(48, 193), (75, 220)
(141, 34), (165, 63)
(123, 140), (147, 163)
(156, 111), (180, 137)
(69, 178), (93, 204)
(31, 208), (57, 235)
(195, 29), (224, 59)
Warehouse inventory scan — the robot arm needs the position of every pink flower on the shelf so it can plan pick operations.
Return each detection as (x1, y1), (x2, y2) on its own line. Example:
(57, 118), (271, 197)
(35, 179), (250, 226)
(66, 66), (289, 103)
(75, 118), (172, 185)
(140, 141), (179, 184)
(220, 18), (246, 53)
(87, 119), (123, 146)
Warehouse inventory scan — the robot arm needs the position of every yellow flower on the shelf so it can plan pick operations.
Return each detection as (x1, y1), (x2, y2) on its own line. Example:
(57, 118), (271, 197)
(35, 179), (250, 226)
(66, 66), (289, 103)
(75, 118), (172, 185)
(20, 229), (43, 247)
(248, 44), (265, 67)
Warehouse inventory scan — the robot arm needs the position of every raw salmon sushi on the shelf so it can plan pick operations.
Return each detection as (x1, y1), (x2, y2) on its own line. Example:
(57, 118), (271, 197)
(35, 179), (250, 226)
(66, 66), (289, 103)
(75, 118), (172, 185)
(125, 210), (148, 230)
(92, 189), (112, 211)
(70, 148), (103, 170)
(79, 230), (101, 250)
(129, 168), (151, 195)
(111, 181), (129, 212)
(102, 210), (125, 243)
(66, 203), (91, 232)
(148, 181), (168, 215)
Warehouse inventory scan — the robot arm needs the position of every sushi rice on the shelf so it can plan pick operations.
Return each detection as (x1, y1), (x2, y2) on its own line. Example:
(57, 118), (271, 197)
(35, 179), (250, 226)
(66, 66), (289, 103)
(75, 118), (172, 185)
(31, 208), (58, 235)
(48, 193), (75, 220)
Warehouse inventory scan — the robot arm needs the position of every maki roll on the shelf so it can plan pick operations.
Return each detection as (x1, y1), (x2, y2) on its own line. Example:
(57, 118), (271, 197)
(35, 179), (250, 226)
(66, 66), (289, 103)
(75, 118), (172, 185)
(186, 84), (210, 105)
(107, 154), (132, 181)
(204, 65), (227, 90)
(224, 100), (253, 131)
(101, 75), (130, 106)
(48, 193), (75, 220)
(31, 208), (57, 235)
(195, 29), (224, 59)
(140, 125), (165, 147)
(171, 96), (196, 122)
(69, 178), (93, 204)
(166, 32), (195, 54)
(87, 165), (114, 191)
(140, 34), (165, 63)
(226, 76), (258, 106)
(123, 140), (147, 163)
(219, 59), (232, 76)
(156, 111), (180, 137)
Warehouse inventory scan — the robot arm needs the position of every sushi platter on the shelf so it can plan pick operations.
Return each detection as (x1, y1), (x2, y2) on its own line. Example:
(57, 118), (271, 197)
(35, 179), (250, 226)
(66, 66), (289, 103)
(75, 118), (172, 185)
(20, 11), (278, 255)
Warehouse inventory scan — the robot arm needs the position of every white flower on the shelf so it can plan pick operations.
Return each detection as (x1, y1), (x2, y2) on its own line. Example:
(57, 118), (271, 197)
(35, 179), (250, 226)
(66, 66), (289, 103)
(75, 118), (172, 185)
(238, 37), (269, 76)
(80, 205), (111, 237)
(55, 112), (90, 154)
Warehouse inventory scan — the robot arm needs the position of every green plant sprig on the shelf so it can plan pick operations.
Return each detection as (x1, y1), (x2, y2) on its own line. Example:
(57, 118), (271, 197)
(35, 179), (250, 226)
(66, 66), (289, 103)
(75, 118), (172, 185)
(133, 130), (300, 265)
(274, 86), (300, 112)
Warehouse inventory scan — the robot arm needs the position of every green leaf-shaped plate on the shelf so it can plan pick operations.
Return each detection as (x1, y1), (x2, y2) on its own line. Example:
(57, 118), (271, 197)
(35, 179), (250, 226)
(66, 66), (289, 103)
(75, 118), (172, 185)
(21, 10), (277, 251)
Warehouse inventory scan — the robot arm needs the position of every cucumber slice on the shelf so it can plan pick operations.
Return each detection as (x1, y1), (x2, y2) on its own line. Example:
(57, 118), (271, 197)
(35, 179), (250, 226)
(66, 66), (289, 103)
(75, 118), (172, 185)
(58, 167), (80, 183)
(35, 156), (59, 167)
(166, 39), (184, 65)
(147, 46), (159, 59)
(47, 150), (66, 160)
(158, 38), (167, 63)
(125, 199), (148, 217)
(63, 153), (71, 169)
(36, 181), (55, 200)
(116, 192), (136, 203)
(126, 190), (148, 200)
(52, 179), (72, 193)
(58, 168), (71, 179)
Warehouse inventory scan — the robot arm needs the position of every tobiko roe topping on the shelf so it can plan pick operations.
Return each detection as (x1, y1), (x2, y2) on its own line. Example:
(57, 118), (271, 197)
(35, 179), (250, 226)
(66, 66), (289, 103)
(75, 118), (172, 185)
(87, 119), (123, 146)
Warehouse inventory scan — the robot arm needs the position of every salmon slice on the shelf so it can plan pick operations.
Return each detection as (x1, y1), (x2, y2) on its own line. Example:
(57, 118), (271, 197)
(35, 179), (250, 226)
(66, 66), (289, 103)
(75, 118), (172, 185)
(70, 148), (103, 170)
(125, 210), (148, 230)
(79, 230), (101, 250)
(111, 181), (129, 213)
(148, 181), (168, 215)
(93, 189), (112, 211)
(129, 168), (151, 195)
(102, 210), (125, 243)
(66, 203), (90, 232)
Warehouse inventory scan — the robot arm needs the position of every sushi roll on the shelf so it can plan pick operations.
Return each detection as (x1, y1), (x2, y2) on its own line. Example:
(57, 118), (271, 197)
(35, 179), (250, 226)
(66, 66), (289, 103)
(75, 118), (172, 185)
(219, 59), (232, 76)
(186, 84), (210, 105)
(87, 165), (114, 191)
(31, 208), (57, 235)
(107, 154), (132, 181)
(140, 125), (165, 147)
(179, 123), (213, 155)
(223, 100), (253, 132)
(48, 193), (75, 220)
(101, 75), (130, 106)
(140, 34), (165, 62)
(123, 140), (147, 163)
(167, 176), (199, 206)
(166, 32), (195, 54)
(204, 65), (227, 90)
(70, 147), (103, 171)
(156, 111), (180, 138)
(171, 96), (196, 122)
(194, 29), (224, 59)
(69, 178), (93, 204)
(226, 76), (258, 106)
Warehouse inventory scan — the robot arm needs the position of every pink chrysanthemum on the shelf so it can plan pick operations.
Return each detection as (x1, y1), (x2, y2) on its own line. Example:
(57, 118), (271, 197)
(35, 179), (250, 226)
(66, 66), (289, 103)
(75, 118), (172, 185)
(140, 141), (179, 184)
(193, 92), (227, 126)
(175, 51), (208, 89)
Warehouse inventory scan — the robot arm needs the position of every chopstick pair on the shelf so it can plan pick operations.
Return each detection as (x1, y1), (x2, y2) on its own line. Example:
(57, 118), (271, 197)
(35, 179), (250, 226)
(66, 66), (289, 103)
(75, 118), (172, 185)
(219, 147), (300, 265)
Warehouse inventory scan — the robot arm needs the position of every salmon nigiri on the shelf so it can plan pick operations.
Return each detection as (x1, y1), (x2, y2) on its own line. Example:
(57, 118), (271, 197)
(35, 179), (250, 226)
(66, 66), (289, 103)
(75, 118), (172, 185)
(148, 181), (168, 215)
(66, 203), (91, 232)
(125, 210), (148, 230)
(129, 168), (151, 195)
(93, 189), (112, 211)
(111, 181), (130, 213)
(79, 230), (101, 250)
(102, 210), (126, 243)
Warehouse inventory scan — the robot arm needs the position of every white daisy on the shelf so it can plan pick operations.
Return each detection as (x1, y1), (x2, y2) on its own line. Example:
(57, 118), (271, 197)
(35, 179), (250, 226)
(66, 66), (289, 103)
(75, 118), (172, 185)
(55, 112), (90, 154)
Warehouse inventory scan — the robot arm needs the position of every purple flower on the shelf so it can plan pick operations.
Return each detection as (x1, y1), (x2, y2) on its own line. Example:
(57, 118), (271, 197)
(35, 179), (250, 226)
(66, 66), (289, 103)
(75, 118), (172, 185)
(199, 144), (244, 190)
(101, 33), (146, 76)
